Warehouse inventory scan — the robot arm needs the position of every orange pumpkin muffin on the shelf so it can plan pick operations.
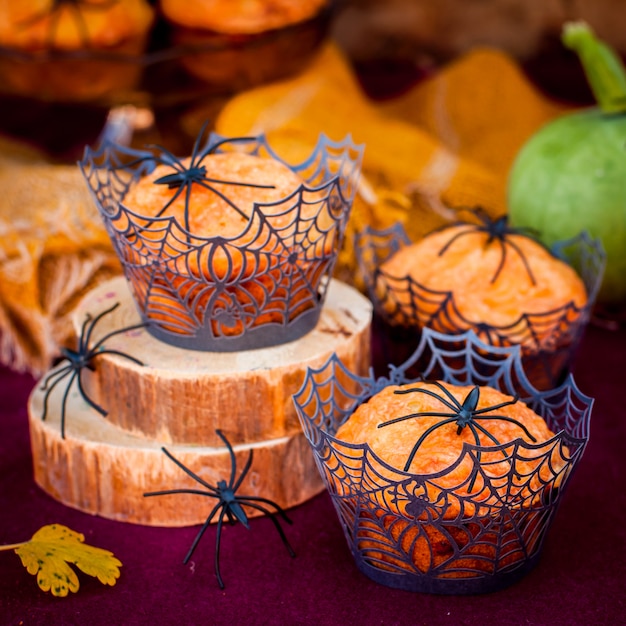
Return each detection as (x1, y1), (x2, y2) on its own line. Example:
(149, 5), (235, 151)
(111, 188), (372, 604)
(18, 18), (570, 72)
(120, 150), (332, 339)
(123, 151), (306, 239)
(335, 380), (566, 575)
(337, 381), (561, 484)
(376, 217), (588, 350)
(0, 0), (154, 101)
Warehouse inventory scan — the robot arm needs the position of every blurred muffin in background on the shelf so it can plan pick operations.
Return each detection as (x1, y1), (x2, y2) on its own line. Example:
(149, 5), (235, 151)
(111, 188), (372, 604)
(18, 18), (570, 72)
(160, 0), (333, 91)
(331, 0), (626, 66)
(0, 0), (155, 102)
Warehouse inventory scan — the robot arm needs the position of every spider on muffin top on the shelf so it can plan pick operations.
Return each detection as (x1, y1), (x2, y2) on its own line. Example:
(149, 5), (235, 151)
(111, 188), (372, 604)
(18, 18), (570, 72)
(293, 326), (593, 593)
(81, 125), (364, 350)
(355, 208), (604, 388)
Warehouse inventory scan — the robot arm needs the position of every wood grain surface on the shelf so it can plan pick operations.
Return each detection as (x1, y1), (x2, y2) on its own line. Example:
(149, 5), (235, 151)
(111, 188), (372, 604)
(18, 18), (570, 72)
(27, 276), (372, 525)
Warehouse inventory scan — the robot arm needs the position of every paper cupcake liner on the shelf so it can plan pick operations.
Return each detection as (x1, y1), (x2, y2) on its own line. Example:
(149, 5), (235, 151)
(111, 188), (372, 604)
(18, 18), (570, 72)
(293, 328), (593, 593)
(81, 131), (363, 351)
(355, 222), (605, 389)
(0, 2), (334, 102)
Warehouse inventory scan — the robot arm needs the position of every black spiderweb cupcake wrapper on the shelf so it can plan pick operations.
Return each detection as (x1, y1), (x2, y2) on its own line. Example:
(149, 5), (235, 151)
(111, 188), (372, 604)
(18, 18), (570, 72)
(293, 328), (593, 593)
(80, 132), (364, 350)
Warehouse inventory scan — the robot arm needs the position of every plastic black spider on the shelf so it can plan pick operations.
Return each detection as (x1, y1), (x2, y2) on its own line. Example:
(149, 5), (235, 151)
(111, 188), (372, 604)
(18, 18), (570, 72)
(17, 0), (120, 49)
(120, 122), (276, 233)
(438, 208), (540, 285)
(143, 429), (295, 589)
(40, 302), (146, 439)
(377, 382), (537, 480)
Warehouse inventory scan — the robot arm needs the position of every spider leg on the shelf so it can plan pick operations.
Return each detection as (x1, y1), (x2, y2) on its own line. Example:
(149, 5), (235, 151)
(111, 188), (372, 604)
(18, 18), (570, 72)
(394, 384), (460, 412)
(206, 136), (259, 155)
(466, 423), (483, 492)
(153, 183), (187, 218)
(489, 238), (507, 284)
(83, 303), (119, 349)
(225, 508), (238, 526)
(437, 226), (476, 257)
(40, 363), (72, 391)
(93, 349), (144, 367)
(429, 381), (468, 411)
(234, 496), (292, 525)
(194, 180), (250, 221)
(471, 420), (503, 447)
(90, 326), (146, 352)
(150, 144), (186, 171)
(473, 207), (491, 227)
(40, 366), (73, 421)
(378, 411), (458, 428)
(473, 396), (519, 414)
(237, 501), (296, 557)
(160, 447), (218, 492)
(215, 429), (242, 490)
(77, 313), (94, 353)
(232, 450), (253, 492)
(59, 371), (78, 439)
(183, 502), (223, 565)
(403, 417), (459, 471)
(475, 414), (537, 442)
(184, 182), (193, 233)
(200, 177), (275, 191)
(189, 120), (209, 165)
(76, 371), (107, 416)
(143, 488), (218, 498)
(213, 509), (228, 589)
(506, 237), (537, 285)
(90, 319), (147, 352)
(113, 152), (173, 173)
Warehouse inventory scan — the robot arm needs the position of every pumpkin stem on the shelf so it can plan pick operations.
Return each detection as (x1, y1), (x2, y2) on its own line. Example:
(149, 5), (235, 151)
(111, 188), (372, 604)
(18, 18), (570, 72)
(562, 21), (626, 114)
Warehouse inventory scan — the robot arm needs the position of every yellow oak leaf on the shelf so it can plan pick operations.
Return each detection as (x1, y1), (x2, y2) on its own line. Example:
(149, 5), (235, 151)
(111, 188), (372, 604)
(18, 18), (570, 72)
(11, 524), (122, 597)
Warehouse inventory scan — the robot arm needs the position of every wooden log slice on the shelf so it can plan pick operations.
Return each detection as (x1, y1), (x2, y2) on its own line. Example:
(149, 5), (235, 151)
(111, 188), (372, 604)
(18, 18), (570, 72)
(28, 381), (325, 526)
(72, 276), (372, 446)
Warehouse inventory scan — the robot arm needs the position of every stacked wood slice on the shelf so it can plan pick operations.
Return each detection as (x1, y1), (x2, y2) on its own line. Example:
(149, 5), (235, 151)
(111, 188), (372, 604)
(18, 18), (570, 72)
(28, 276), (372, 526)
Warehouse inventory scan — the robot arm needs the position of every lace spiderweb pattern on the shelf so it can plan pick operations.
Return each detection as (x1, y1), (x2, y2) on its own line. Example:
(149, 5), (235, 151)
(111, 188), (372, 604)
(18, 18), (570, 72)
(293, 328), (593, 593)
(355, 223), (604, 389)
(80, 133), (363, 350)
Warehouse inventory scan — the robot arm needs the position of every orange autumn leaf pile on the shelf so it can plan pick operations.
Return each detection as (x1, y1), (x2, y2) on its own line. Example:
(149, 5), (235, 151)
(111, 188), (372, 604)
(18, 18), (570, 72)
(212, 43), (570, 286)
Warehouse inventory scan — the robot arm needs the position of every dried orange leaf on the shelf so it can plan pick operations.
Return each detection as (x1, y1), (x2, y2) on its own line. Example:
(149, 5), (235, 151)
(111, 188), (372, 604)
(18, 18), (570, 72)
(13, 524), (122, 597)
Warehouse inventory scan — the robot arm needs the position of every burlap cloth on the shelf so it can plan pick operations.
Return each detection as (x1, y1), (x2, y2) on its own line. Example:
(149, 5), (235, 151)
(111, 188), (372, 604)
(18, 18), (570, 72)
(0, 137), (121, 375)
(0, 43), (569, 375)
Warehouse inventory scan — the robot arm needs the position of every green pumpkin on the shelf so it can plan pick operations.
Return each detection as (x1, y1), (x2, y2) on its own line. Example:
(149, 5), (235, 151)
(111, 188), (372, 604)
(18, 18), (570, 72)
(508, 22), (626, 303)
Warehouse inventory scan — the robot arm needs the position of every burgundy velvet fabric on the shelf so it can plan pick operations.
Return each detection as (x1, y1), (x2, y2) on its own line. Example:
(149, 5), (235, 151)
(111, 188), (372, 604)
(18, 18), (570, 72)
(1, 321), (625, 625)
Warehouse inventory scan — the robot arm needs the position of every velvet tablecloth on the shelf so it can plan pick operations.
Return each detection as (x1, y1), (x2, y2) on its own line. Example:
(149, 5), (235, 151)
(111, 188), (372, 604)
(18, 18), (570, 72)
(1, 320), (625, 626)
